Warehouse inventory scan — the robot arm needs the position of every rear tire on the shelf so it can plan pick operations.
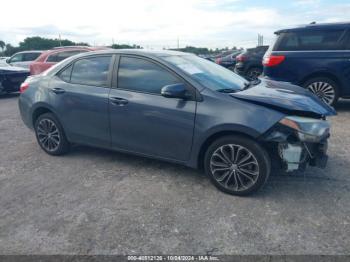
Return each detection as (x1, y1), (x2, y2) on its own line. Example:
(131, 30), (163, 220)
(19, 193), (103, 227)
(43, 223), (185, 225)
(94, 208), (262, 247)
(34, 113), (70, 155)
(204, 135), (271, 196)
(246, 67), (262, 81)
(303, 77), (339, 106)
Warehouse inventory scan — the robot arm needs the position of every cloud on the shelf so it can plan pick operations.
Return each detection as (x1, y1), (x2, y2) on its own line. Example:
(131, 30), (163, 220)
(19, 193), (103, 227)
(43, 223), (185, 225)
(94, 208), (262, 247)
(0, 0), (349, 49)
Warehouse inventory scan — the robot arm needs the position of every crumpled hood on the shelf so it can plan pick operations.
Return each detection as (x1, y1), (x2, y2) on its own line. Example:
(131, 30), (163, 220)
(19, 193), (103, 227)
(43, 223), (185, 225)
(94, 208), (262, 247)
(230, 78), (336, 117)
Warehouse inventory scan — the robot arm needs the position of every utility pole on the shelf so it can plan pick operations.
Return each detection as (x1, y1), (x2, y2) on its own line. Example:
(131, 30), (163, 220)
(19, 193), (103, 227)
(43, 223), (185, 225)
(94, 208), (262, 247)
(258, 34), (264, 46)
(177, 37), (179, 49)
(59, 34), (62, 46)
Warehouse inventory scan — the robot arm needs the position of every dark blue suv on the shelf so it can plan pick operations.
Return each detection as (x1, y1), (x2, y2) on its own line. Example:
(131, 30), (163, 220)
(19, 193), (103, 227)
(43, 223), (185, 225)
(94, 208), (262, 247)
(263, 22), (350, 106)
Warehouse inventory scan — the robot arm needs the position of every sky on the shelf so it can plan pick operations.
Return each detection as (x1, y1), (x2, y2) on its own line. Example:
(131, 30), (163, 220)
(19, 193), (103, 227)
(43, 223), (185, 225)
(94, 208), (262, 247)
(0, 0), (349, 49)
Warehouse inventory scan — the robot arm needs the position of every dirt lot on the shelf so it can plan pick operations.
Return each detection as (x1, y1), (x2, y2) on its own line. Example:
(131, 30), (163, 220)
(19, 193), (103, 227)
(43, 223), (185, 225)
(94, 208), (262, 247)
(0, 93), (349, 255)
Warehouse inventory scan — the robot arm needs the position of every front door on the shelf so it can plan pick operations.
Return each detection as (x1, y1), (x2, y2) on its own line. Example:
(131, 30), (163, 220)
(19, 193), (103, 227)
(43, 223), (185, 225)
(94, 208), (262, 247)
(109, 56), (196, 161)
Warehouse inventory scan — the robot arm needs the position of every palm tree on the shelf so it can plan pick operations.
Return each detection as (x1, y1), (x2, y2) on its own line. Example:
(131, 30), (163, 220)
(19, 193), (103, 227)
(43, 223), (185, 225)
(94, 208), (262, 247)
(0, 40), (5, 52)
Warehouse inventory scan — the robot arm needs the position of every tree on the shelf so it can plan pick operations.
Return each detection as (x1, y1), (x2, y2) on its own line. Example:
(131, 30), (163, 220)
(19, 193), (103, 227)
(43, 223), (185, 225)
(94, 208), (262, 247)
(18, 36), (76, 50)
(111, 44), (142, 49)
(0, 40), (5, 52)
(4, 44), (20, 56)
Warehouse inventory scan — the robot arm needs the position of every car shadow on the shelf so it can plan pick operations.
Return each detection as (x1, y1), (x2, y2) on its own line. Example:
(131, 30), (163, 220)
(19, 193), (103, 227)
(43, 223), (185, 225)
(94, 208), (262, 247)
(66, 145), (345, 199)
(69, 144), (205, 177)
(334, 99), (350, 112)
(0, 92), (20, 99)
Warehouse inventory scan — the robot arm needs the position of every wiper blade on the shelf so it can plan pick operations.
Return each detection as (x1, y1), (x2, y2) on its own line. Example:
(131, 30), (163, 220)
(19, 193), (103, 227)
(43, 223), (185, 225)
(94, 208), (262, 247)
(242, 82), (250, 90)
(217, 88), (238, 93)
(242, 79), (261, 90)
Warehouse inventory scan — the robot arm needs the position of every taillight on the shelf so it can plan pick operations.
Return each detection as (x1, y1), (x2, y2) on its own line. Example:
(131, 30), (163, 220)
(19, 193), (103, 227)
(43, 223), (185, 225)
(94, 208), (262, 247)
(20, 82), (29, 93)
(215, 58), (221, 64)
(236, 54), (246, 62)
(263, 55), (285, 67)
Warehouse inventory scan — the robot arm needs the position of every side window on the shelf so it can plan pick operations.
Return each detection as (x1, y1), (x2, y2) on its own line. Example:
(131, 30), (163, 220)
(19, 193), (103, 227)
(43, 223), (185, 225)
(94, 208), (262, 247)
(117, 56), (182, 94)
(58, 64), (73, 82)
(70, 56), (111, 86)
(23, 53), (41, 61)
(276, 30), (346, 51)
(46, 54), (58, 62)
(9, 53), (23, 63)
(47, 50), (88, 63)
(56, 51), (88, 62)
(346, 31), (350, 50)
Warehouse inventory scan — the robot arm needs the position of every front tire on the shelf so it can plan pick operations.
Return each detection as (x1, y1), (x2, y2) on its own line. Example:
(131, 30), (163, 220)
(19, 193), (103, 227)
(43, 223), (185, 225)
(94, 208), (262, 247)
(34, 113), (70, 155)
(204, 135), (271, 196)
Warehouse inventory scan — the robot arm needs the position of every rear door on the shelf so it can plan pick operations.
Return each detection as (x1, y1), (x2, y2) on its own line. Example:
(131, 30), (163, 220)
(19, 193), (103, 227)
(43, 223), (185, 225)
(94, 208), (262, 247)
(49, 55), (114, 147)
(20, 52), (41, 69)
(108, 55), (196, 161)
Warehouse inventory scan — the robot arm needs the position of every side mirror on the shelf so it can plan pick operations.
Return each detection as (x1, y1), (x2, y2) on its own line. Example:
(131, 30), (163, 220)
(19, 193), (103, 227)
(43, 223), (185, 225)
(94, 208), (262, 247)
(6, 58), (10, 63)
(161, 83), (190, 99)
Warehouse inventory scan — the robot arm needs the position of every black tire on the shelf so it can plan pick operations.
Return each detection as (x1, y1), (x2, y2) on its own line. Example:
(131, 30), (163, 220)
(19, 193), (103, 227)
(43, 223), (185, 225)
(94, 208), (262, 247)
(246, 67), (262, 81)
(302, 77), (339, 106)
(204, 135), (271, 196)
(34, 113), (70, 155)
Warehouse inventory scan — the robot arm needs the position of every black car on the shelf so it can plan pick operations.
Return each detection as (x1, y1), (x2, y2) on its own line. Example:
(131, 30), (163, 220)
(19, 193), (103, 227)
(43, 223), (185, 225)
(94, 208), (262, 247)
(235, 46), (269, 80)
(263, 22), (350, 106)
(215, 51), (242, 70)
(0, 63), (30, 94)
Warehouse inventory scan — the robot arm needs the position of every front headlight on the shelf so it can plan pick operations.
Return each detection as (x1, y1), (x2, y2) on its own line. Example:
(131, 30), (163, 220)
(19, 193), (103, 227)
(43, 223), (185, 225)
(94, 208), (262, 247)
(279, 116), (330, 142)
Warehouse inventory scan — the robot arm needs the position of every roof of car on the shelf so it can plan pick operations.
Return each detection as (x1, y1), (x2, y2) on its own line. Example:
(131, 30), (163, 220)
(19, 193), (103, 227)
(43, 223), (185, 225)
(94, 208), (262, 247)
(13, 50), (44, 54)
(275, 22), (350, 34)
(78, 49), (192, 58)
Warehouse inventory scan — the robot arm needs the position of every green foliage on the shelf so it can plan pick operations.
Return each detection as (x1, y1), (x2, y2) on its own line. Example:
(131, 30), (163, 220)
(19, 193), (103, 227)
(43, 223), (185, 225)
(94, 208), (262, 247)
(0, 40), (5, 51)
(171, 46), (239, 55)
(3, 44), (19, 56)
(18, 36), (84, 50)
(111, 44), (142, 49)
(1, 36), (90, 56)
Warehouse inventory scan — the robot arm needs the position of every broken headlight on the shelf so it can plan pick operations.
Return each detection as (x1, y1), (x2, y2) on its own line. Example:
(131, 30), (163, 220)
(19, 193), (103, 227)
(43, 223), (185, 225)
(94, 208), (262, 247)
(279, 116), (330, 143)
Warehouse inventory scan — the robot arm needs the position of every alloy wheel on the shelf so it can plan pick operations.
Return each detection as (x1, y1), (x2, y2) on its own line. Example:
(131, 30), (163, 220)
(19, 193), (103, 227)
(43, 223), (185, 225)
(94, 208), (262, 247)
(210, 144), (260, 192)
(307, 81), (335, 105)
(37, 119), (61, 152)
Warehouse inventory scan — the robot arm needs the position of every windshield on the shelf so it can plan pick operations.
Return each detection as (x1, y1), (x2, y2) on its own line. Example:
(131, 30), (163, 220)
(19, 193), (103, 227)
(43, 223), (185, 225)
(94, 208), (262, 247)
(163, 55), (249, 92)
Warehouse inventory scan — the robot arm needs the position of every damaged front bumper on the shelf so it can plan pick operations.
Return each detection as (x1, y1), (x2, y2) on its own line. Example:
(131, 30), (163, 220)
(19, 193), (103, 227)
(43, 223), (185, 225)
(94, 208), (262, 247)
(277, 140), (328, 172)
(263, 116), (330, 172)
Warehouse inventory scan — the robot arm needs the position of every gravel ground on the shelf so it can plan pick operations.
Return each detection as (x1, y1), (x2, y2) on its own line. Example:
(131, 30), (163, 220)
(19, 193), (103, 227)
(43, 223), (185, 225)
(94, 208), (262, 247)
(0, 94), (349, 255)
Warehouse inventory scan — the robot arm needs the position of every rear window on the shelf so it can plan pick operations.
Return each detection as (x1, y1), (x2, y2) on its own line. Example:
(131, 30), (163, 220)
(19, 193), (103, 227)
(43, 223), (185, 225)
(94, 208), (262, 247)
(23, 52), (41, 61)
(70, 56), (111, 86)
(274, 29), (346, 51)
(47, 50), (88, 63)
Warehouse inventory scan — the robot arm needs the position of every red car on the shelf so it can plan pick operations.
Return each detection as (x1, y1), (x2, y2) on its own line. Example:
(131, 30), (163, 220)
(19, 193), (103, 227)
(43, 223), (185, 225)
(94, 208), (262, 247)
(29, 46), (109, 75)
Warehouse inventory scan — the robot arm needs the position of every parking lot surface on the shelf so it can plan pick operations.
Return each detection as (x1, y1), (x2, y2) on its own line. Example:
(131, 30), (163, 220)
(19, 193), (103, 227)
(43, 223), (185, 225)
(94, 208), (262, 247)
(0, 94), (349, 255)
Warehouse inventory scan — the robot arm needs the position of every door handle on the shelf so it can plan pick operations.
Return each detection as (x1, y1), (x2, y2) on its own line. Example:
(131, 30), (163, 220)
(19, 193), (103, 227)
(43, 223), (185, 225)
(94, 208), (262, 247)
(51, 87), (66, 94)
(109, 97), (128, 106)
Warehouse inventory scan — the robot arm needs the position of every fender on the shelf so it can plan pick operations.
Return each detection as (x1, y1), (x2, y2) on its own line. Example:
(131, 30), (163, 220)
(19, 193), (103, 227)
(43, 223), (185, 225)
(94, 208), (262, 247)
(186, 123), (272, 169)
(30, 102), (63, 128)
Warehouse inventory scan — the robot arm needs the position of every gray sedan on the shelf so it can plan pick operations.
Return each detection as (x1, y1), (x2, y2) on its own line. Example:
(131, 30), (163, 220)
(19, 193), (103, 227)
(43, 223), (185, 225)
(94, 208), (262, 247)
(18, 49), (335, 195)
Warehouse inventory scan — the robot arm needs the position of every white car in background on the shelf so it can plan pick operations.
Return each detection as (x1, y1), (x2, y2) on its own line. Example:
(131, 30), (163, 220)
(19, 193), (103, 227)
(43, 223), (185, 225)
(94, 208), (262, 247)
(6, 51), (43, 69)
